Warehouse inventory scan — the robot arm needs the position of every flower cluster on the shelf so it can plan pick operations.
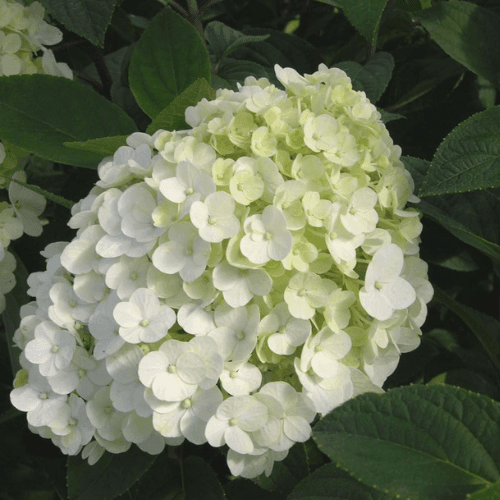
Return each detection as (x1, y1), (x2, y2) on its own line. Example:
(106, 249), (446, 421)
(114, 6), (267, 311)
(10, 64), (432, 478)
(0, 0), (72, 78)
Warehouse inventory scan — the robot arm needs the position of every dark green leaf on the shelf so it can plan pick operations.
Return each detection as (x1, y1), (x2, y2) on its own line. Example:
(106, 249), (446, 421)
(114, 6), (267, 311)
(420, 106), (500, 196)
(403, 156), (500, 264)
(147, 79), (216, 134)
(129, 7), (211, 118)
(467, 480), (500, 500)
(38, 0), (118, 46)
(428, 370), (500, 401)
(254, 443), (308, 496)
(337, 52), (394, 103)
(205, 21), (269, 63)
(225, 480), (278, 500)
(415, 0), (500, 87)
(64, 136), (128, 157)
(182, 456), (226, 500)
(433, 287), (500, 371)
(234, 28), (323, 77)
(133, 454), (182, 500)
(0, 75), (137, 169)
(289, 463), (395, 500)
(314, 385), (500, 500)
(212, 59), (269, 91)
(378, 109), (404, 123)
(338, 0), (390, 47)
(67, 447), (156, 500)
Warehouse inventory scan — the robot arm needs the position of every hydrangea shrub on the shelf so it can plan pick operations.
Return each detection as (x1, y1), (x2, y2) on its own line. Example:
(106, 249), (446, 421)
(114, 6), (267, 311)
(10, 64), (432, 478)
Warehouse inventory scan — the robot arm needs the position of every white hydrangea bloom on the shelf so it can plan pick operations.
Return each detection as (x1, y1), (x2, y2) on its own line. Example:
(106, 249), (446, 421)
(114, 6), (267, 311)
(11, 63), (433, 479)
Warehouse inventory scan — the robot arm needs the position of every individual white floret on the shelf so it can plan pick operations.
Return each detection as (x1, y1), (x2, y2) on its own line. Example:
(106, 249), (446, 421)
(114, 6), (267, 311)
(88, 292), (125, 360)
(10, 367), (66, 427)
(40, 49), (73, 79)
(220, 360), (262, 396)
(24, 321), (76, 377)
(8, 171), (46, 237)
(209, 303), (260, 362)
(177, 301), (216, 336)
(359, 243), (416, 321)
(190, 191), (240, 243)
(113, 287), (175, 344)
(152, 222), (211, 282)
(259, 302), (311, 355)
(300, 327), (352, 379)
(48, 281), (94, 330)
(138, 337), (222, 402)
(47, 346), (111, 398)
(0, 203), (23, 247)
(324, 288), (356, 333)
(240, 205), (292, 265)
(86, 386), (127, 442)
(284, 272), (335, 320)
(205, 395), (268, 454)
(0, 249), (16, 295)
(229, 156), (265, 206)
(340, 187), (379, 236)
(49, 394), (94, 455)
(151, 386), (223, 444)
(227, 448), (288, 479)
(212, 261), (272, 308)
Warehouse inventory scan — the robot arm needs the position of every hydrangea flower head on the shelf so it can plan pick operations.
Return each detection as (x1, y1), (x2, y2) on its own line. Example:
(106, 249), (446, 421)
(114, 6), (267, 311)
(10, 64), (432, 478)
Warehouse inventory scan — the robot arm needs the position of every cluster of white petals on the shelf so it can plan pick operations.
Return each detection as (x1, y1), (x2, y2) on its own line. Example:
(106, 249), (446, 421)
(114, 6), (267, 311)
(0, 0), (72, 78)
(10, 64), (432, 478)
(0, 170), (46, 312)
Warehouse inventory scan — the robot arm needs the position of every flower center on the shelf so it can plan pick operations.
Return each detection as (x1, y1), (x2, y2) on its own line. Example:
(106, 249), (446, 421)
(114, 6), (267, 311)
(140, 319), (150, 327)
(51, 345), (60, 353)
(229, 418), (238, 426)
(229, 370), (238, 379)
(208, 216), (217, 225)
(167, 364), (177, 373)
(130, 271), (138, 280)
(181, 398), (192, 409)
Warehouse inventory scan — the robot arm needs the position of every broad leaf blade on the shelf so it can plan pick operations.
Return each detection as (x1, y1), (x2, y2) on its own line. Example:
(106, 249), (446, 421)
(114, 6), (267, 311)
(289, 463), (395, 500)
(182, 456), (226, 500)
(420, 106), (500, 196)
(403, 156), (500, 264)
(129, 7), (211, 118)
(205, 21), (269, 63)
(0, 75), (137, 169)
(433, 286), (500, 371)
(64, 136), (128, 157)
(146, 79), (216, 134)
(314, 385), (500, 500)
(67, 447), (156, 500)
(38, 0), (118, 46)
(337, 52), (394, 103)
(415, 0), (500, 87)
(339, 0), (390, 47)
(213, 59), (269, 91)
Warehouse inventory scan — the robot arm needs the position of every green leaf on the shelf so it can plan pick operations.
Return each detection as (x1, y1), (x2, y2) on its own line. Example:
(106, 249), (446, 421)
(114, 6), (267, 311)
(0, 75), (137, 169)
(67, 447), (156, 500)
(433, 287), (500, 372)
(233, 28), (323, 77)
(64, 136), (128, 157)
(212, 59), (269, 91)
(403, 156), (500, 264)
(289, 463), (395, 500)
(205, 21), (270, 64)
(428, 370), (500, 401)
(129, 7), (211, 118)
(467, 480), (500, 500)
(338, 0), (390, 47)
(225, 480), (278, 500)
(133, 454), (182, 500)
(182, 456), (226, 500)
(336, 52), (394, 104)
(38, 0), (118, 46)
(378, 109), (404, 123)
(415, 0), (500, 87)
(314, 385), (500, 500)
(146, 78), (216, 134)
(420, 106), (500, 196)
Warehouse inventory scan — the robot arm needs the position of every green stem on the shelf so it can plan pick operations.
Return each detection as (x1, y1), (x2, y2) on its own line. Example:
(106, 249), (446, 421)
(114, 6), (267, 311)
(186, 0), (205, 43)
(8, 176), (74, 210)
